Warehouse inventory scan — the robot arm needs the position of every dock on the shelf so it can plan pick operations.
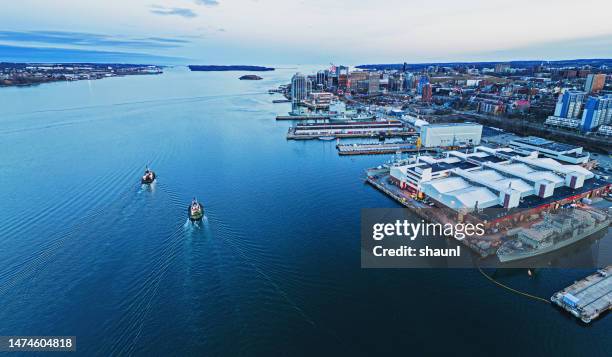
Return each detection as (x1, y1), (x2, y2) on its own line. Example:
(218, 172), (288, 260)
(276, 115), (331, 120)
(338, 142), (422, 155)
(551, 266), (611, 323)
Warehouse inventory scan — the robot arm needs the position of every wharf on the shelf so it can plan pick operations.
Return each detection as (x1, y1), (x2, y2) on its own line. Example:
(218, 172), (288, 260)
(338, 142), (423, 155)
(551, 266), (611, 323)
(287, 128), (416, 140)
(276, 115), (330, 120)
(365, 172), (494, 257)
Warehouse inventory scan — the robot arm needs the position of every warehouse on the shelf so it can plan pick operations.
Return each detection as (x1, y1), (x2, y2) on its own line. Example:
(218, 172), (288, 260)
(420, 123), (482, 148)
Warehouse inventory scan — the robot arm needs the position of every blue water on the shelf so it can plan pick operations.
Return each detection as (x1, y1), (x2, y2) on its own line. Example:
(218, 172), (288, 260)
(0, 67), (609, 356)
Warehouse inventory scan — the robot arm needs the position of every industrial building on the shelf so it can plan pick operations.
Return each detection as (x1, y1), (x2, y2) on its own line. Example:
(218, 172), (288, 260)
(388, 146), (610, 226)
(508, 136), (590, 164)
(419, 123), (482, 148)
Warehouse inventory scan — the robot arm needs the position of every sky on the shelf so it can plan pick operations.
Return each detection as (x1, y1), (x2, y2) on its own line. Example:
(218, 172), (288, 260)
(1, 0), (612, 64)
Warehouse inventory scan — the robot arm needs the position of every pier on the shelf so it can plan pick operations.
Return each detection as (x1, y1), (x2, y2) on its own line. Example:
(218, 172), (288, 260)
(276, 115), (331, 120)
(551, 266), (611, 323)
(338, 142), (423, 155)
(287, 120), (417, 140)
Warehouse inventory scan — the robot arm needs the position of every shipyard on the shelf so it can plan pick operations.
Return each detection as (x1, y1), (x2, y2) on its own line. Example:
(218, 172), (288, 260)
(268, 62), (612, 261)
(268, 61), (612, 325)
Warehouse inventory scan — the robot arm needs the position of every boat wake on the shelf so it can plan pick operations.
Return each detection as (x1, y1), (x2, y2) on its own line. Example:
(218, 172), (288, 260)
(183, 216), (209, 231)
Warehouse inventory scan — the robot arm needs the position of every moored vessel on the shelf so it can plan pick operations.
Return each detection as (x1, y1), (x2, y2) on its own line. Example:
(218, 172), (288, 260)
(497, 208), (610, 263)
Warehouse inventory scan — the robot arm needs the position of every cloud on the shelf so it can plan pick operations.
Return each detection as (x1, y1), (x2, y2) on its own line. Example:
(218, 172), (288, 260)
(0, 30), (190, 49)
(194, 0), (219, 6)
(150, 5), (197, 18)
(0, 44), (186, 64)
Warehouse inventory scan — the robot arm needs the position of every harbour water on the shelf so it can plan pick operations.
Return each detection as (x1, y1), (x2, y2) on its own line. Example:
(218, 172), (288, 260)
(0, 66), (610, 356)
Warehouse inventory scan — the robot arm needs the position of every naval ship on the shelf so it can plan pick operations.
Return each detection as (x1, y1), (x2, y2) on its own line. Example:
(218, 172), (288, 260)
(497, 208), (610, 263)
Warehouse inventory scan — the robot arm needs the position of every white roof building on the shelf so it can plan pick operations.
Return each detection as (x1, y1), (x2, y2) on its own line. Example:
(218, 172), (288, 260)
(389, 145), (596, 212)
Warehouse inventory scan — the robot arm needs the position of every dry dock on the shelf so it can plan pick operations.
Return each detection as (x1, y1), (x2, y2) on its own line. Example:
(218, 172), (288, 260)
(551, 266), (611, 323)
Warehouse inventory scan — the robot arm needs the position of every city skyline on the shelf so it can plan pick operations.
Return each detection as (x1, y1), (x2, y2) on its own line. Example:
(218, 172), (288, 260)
(1, 0), (612, 64)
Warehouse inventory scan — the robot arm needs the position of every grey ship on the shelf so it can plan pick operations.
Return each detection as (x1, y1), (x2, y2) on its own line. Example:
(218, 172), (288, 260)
(497, 208), (610, 263)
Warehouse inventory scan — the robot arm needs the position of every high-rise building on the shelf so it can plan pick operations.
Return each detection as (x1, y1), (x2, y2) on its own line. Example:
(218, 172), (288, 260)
(388, 73), (404, 92)
(404, 73), (415, 90)
(421, 83), (433, 103)
(291, 73), (307, 106)
(368, 72), (380, 95)
(581, 95), (612, 132)
(584, 73), (606, 93)
(417, 75), (429, 94)
(494, 63), (511, 73)
(554, 90), (586, 119)
(316, 70), (329, 89)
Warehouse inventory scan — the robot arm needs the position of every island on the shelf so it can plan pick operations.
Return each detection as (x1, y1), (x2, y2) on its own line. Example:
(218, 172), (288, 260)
(188, 65), (275, 72)
(239, 74), (263, 80)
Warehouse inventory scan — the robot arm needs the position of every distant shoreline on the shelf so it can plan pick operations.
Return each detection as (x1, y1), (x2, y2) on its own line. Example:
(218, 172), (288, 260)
(188, 65), (275, 72)
(357, 58), (612, 71)
(0, 62), (162, 88)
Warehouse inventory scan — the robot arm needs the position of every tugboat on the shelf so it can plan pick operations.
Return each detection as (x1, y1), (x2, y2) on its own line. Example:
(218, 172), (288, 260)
(141, 166), (156, 184)
(188, 198), (204, 222)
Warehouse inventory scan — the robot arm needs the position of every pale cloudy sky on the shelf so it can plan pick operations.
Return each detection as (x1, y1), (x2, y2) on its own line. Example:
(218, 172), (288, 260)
(1, 0), (612, 64)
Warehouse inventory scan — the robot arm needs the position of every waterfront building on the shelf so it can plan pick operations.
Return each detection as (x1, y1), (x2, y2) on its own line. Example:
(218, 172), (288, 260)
(508, 136), (589, 165)
(584, 73), (606, 93)
(580, 95), (612, 132)
(420, 123), (482, 148)
(388, 146), (609, 220)
(291, 73), (307, 106)
(303, 92), (334, 110)
(554, 90), (586, 119)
